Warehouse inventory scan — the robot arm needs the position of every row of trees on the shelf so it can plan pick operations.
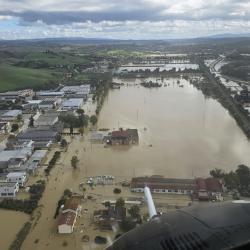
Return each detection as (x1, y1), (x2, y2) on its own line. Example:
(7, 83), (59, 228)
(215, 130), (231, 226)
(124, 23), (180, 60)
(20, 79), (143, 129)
(210, 164), (250, 193)
(44, 151), (61, 176)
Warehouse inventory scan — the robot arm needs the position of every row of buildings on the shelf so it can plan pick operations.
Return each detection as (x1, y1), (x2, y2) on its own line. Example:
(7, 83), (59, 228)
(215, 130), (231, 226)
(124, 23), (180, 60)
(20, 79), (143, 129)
(130, 176), (223, 201)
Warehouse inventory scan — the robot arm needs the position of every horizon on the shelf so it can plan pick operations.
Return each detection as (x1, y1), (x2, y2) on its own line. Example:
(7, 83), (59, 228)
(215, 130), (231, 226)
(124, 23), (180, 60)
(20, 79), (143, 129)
(1, 0), (250, 40)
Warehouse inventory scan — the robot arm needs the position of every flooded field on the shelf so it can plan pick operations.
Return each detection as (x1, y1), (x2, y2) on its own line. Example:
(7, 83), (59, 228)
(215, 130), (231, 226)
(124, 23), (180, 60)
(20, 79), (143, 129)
(0, 209), (29, 250)
(5, 76), (250, 250)
(93, 76), (250, 178)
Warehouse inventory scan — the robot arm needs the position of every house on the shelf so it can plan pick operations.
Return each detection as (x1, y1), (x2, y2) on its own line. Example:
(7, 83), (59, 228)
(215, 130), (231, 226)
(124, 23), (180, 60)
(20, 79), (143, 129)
(127, 129), (139, 144)
(6, 172), (27, 187)
(110, 130), (130, 145)
(0, 148), (33, 171)
(196, 177), (223, 201)
(60, 85), (90, 99)
(17, 127), (59, 149)
(35, 112), (58, 126)
(130, 176), (196, 194)
(0, 182), (19, 198)
(61, 98), (83, 111)
(1, 110), (22, 121)
(0, 89), (33, 101)
(36, 91), (64, 99)
(38, 98), (60, 110)
(58, 197), (82, 234)
(0, 122), (10, 135)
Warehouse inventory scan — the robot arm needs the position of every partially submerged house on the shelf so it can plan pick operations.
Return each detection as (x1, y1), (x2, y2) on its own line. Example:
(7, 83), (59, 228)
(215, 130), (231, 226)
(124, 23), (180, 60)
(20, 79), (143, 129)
(108, 129), (139, 145)
(130, 176), (196, 194)
(0, 181), (19, 198)
(58, 197), (82, 234)
(6, 172), (27, 187)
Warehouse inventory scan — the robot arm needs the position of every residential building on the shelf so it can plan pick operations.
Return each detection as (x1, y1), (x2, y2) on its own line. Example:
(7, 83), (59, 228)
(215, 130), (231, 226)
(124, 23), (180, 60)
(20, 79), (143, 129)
(130, 176), (196, 194)
(0, 182), (19, 198)
(61, 98), (83, 111)
(38, 98), (60, 110)
(36, 91), (64, 99)
(60, 85), (90, 99)
(58, 197), (82, 234)
(0, 148), (33, 171)
(17, 127), (59, 148)
(0, 121), (10, 135)
(110, 130), (130, 145)
(1, 110), (22, 121)
(35, 112), (58, 126)
(0, 89), (33, 101)
(6, 172), (27, 187)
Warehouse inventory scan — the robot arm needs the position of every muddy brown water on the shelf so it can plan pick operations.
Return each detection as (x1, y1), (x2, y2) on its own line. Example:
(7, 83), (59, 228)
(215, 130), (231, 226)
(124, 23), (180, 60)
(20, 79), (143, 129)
(3, 76), (250, 250)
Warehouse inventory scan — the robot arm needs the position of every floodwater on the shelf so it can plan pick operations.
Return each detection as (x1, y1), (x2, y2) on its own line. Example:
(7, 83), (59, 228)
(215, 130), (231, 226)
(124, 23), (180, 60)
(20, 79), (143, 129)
(92, 76), (250, 178)
(0, 209), (29, 250)
(118, 63), (198, 72)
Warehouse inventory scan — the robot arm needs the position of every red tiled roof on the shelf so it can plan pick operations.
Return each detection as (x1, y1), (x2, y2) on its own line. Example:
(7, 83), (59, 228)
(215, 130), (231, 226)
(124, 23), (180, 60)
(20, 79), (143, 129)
(111, 130), (129, 138)
(206, 177), (222, 192)
(58, 211), (76, 226)
(63, 197), (80, 212)
(196, 178), (207, 191)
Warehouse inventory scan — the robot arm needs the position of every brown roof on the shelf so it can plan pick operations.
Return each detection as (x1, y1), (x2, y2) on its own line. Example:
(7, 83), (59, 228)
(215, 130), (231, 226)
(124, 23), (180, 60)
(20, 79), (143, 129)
(206, 178), (222, 192)
(63, 197), (80, 212)
(196, 178), (207, 190)
(131, 177), (196, 191)
(58, 211), (76, 226)
(111, 130), (129, 138)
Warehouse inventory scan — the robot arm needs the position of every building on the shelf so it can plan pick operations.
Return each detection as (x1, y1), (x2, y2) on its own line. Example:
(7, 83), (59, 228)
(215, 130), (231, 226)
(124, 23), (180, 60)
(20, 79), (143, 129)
(60, 85), (90, 99)
(17, 127), (59, 148)
(0, 182), (19, 198)
(36, 91), (64, 99)
(0, 89), (33, 101)
(35, 112), (58, 127)
(110, 130), (130, 145)
(127, 129), (139, 144)
(61, 98), (83, 111)
(38, 98), (60, 110)
(6, 172), (27, 187)
(130, 176), (196, 194)
(1, 110), (22, 121)
(196, 178), (223, 201)
(0, 148), (33, 171)
(58, 197), (82, 234)
(0, 121), (10, 135)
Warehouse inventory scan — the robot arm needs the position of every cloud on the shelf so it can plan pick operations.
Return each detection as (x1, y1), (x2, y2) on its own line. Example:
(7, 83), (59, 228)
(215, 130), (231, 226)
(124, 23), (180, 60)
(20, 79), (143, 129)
(1, 0), (250, 39)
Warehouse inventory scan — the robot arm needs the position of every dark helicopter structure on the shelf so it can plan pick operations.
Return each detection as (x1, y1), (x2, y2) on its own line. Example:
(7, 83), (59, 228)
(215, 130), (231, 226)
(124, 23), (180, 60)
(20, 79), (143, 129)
(106, 187), (250, 250)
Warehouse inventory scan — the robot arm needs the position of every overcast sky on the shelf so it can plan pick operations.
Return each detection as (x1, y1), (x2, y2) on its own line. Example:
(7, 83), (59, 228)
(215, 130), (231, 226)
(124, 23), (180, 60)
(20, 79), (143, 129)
(0, 0), (250, 40)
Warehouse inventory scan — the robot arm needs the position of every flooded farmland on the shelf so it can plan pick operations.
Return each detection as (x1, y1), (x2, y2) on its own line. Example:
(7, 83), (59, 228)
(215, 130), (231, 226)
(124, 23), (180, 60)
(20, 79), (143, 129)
(0, 209), (29, 250)
(92, 76), (250, 178)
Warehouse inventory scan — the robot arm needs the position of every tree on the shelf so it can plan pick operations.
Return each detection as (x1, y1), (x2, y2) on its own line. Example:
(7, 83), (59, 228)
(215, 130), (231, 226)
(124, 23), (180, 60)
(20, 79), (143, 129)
(115, 198), (125, 208)
(90, 115), (98, 126)
(11, 123), (19, 132)
(17, 114), (22, 122)
(210, 168), (225, 178)
(224, 171), (240, 190)
(76, 109), (85, 115)
(60, 139), (68, 148)
(120, 217), (136, 232)
(71, 155), (78, 169)
(29, 115), (34, 127)
(79, 127), (84, 136)
(70, 124), (74, 134)
(236, 164), (250, 189)
(128, 205), (140, 219)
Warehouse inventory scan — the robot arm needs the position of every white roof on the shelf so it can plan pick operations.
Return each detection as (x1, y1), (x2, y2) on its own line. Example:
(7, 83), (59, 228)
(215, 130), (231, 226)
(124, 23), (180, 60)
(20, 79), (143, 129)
(2, 110), (22, 117)
(62, 98), (83, 107)
(7, 172), (26, 178)
(0, 148), (32, 161)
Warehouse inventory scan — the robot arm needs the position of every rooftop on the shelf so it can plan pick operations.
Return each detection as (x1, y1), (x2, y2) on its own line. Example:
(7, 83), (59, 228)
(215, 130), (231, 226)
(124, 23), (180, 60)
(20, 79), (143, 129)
(1, 110), (22, 117)
(0, 182), (18, 188)
(62, 98), (83, 107)
(58, 211), (76, 226)
(7, 172), (26, 178)
(0, 148), (32, 162)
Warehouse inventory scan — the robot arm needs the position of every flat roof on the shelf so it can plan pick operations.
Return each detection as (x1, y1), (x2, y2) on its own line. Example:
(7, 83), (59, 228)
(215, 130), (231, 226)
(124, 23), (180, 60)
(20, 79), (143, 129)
(2, 110), (22, 117)
(62, 98), (83, 107)
(0, 182), (18, 188)
(0, 148), (32, 161)
(7, 172), (26, 178)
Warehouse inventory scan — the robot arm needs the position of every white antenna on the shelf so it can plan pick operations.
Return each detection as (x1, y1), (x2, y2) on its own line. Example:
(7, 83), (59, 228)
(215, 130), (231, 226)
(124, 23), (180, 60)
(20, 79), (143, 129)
(144, 186), (157, 219)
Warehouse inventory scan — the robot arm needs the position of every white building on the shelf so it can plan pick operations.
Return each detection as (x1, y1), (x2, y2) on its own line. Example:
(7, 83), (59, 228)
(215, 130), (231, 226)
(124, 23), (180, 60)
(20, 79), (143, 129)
(0, 182), (19, 198)
(1, 110), (22, 121)
(58, 197), (81, 234)
(6, 172), (27, 187)
(61, 98), (83, 111)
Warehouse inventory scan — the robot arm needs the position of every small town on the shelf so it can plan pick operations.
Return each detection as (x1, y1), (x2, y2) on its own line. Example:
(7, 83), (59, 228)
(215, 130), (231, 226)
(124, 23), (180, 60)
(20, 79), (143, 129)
(1, 1), (250, 250)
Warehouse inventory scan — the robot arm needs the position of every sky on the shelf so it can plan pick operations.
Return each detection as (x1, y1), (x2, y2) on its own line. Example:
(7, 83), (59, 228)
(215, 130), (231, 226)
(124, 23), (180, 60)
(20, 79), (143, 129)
(0, 0), (250, 40)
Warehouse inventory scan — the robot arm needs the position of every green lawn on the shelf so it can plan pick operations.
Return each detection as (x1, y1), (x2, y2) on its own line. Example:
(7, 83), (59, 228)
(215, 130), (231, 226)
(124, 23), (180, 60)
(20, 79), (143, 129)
(0, 64), (62, 91)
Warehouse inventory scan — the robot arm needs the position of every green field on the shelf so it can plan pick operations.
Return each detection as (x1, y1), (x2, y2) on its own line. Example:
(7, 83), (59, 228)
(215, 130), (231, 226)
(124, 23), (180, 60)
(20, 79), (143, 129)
(0, 64), (62, 91)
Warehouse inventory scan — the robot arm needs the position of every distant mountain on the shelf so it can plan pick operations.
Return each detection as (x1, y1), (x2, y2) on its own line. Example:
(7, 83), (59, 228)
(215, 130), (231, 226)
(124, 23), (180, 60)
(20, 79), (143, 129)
(198, 33), (250, 39)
